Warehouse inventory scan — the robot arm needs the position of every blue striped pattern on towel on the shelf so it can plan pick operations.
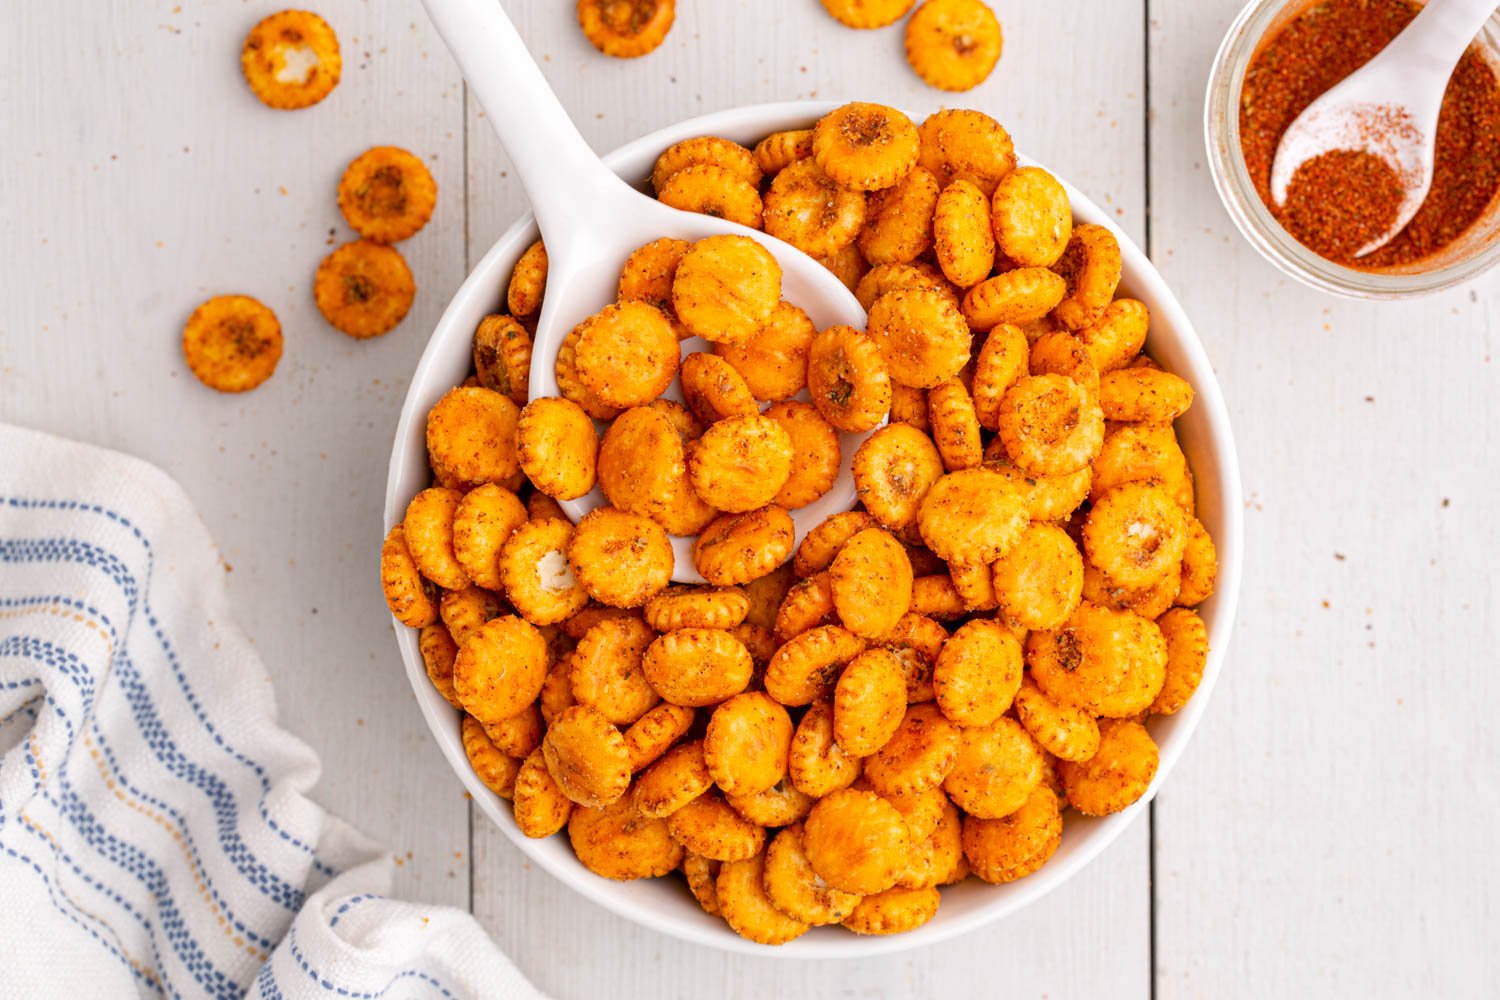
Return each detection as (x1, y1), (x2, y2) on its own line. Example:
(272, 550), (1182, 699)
(1, 424), (540, 1000)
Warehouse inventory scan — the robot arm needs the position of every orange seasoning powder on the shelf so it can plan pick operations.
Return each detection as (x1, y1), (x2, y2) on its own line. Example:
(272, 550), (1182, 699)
(1240, 0), (1500, 267)
(1281, 149), (1405, 260)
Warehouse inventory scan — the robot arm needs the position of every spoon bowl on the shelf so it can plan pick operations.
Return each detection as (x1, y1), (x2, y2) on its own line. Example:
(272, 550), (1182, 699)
(422, 0), (871, 582)
(522, 195), (877, 584)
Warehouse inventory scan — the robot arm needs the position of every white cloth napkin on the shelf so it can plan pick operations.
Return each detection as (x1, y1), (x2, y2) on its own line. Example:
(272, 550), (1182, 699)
(0, 423), (545, 999)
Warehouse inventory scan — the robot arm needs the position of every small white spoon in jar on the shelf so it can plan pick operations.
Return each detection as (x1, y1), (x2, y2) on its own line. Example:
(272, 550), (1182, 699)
(420, 0), (871, 583)
(1268, 0), (1498, 258)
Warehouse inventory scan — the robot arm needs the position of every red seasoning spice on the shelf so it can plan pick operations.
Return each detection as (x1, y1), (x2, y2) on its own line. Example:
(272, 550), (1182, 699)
(1240, 0), (1500, 268)
(1281, 149), (1404, 259)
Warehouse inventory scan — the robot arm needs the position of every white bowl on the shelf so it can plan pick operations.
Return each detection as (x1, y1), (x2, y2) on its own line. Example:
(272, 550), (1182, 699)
(384, 100), (1244, 957)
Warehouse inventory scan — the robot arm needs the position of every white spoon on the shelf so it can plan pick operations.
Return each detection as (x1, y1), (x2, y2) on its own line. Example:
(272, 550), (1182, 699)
(420, 0), (871, 583)
(1268, 0), (1497, 258)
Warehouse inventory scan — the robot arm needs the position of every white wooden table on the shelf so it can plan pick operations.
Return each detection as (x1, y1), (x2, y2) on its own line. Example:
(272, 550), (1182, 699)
(2, 1), (1496, 996)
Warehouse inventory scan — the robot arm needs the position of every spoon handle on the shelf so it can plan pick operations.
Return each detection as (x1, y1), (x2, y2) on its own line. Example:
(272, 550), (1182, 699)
(419, 0), (633, 246)
(1380, 0), (1496, 87)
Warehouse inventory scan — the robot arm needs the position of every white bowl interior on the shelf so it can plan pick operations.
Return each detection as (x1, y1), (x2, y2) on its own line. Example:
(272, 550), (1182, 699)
(384, 101), (1244, 958)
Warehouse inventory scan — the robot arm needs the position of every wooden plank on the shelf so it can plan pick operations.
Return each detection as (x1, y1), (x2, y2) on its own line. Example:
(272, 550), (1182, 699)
(465, 3), (1152, 993)
(1148, 2), (1500, 995)
(0, 0), (470, 906)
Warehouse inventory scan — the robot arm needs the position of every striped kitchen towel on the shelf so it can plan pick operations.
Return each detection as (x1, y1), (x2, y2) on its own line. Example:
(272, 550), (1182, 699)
(0, 423), (544, 999)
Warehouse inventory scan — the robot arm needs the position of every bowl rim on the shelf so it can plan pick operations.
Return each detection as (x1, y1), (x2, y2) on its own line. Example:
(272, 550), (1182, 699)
(384, 99), (1244, 958)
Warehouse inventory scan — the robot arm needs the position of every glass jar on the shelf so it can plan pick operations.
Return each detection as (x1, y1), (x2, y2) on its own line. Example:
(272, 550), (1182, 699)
(1204, 0), (1500, 297)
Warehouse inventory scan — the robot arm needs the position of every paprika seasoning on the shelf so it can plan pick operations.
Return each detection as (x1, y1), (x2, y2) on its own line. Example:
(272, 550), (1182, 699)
(1240, 0), (1500, 268)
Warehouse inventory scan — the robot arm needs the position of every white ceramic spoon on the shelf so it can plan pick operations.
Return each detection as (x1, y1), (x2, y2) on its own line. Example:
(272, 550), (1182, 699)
(1268, 0), (1497, 258)
(421, 0), (871, 583)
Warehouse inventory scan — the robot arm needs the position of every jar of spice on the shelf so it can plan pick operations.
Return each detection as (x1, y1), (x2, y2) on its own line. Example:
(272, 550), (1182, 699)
(1206, 0), (1500, 297)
